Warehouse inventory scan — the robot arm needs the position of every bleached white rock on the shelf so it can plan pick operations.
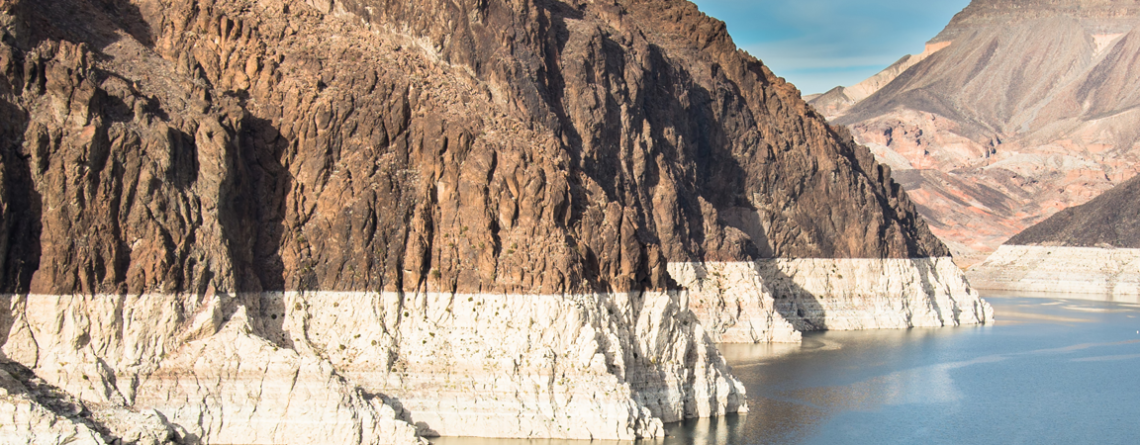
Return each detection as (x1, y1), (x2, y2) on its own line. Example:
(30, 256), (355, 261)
(762, 257), (993, 331)
(0, 367), (105, 445)
(2, 257), (987, 442)
(673, 258), (992, 341)
(0, 289), (745, 442)
(968, 245), (1140, 299)
(268, 290), (746, 440)
(135, 305), (424, 445)
(668, 262), (801, 343)
(0, 362), (178, 445)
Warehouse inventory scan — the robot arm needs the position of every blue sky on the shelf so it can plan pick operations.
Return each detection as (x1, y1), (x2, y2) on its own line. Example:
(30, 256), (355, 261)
(690, 0), (971, 94)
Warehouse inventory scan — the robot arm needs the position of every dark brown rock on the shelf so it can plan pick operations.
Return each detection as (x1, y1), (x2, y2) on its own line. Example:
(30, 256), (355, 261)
(0, 0), (948, 297)
(1007, 174), (1140, 248)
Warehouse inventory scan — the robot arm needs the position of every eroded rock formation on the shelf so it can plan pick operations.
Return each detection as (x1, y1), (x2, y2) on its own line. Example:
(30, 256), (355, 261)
(812, 0), (1140, 266)
(0, 0), (987, 443)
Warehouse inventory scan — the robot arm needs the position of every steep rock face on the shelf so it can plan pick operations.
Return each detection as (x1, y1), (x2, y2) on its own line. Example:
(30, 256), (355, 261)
(762, 258), (991, 330)
(0, 360), (183, 445)
(0, 0), (979, 442)
(669, 262), (801, 343)
(670, 258), (991, 343)
(817, 0), (1140, 265)
(0, 0), (949, 301)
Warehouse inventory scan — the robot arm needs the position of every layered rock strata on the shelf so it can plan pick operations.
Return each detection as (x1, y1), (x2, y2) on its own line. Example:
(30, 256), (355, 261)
(672, 258), (992, 343)
(810, 0), (1140, 265)
(968, 174), (1140, 297)
(0, 0), (984, 442)
(968, 245), (1140, 297)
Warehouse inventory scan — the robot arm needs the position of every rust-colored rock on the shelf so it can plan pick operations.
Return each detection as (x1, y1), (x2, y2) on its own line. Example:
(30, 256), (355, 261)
(0, 0), (946, 297)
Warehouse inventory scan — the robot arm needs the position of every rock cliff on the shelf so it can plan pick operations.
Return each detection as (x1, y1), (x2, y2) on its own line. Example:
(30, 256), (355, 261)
(813, 0), (1140, 266)
(0, 0), (987, 443)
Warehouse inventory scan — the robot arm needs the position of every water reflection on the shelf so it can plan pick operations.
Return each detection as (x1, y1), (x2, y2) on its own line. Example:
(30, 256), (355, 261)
(982, 288), (1140, 304)
(662, 414), (747, 445)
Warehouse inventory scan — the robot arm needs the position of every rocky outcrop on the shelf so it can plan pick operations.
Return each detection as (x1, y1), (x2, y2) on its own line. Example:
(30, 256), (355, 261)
(1, 291), (742, 442)
(669, 262), (801, 343)
(811, 0), (1140, 266)
(0, 360), (182, 445)
(762, 258), (992, 330)
(969, 174), (1140, 296)
(2, 294), (428, 444)
(0, 0), (980, 442)
(0, 0), (950, 300)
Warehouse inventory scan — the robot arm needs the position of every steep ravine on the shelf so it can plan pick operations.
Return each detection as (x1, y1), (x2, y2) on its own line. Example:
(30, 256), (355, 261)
(0, 0), (989, 443)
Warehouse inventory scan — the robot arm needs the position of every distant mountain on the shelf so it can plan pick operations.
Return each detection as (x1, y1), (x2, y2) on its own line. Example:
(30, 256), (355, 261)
(809, 41), (951, 119)
(968, 175), (1140, 297)
(1007, 174), (1140, 248)
(810, 0), (1140, 266)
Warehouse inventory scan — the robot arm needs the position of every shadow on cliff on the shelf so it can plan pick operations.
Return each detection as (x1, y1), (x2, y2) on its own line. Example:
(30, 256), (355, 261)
(0, 360), (179, 444)
(633, 31), (831, 336)
(912, 257), (951, 323)
(0, 98), (41, 295)
(229, 114), (294, 347)
(757, 262), (829, 332)
(8, 0), (154, 51)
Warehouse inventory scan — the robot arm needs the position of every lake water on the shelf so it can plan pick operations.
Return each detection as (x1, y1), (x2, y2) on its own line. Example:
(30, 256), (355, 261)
(431, 295), (1140, 444)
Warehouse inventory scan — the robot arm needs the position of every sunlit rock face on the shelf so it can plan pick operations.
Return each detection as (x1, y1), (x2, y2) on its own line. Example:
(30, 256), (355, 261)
(672, 259), (992, 344)
(812, 0), (1140, 266)
(0, 0), (968, 442)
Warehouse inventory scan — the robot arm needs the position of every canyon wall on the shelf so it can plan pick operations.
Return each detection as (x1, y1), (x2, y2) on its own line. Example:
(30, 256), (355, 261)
(0, 0), (985, 443)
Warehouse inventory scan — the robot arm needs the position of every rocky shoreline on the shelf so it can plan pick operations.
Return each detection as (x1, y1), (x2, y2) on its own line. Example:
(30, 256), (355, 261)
(676, 258), (992, 344)
(1, 290), (747, 443)
(968, 245), (1140, 298)
(0, 256), (997, 444)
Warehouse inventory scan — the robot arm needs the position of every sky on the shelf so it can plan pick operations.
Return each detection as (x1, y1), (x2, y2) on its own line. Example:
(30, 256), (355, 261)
(689, 0), (972, 95)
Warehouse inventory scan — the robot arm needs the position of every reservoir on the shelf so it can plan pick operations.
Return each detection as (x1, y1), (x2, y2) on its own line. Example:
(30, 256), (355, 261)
(432, 295), (1140, 444)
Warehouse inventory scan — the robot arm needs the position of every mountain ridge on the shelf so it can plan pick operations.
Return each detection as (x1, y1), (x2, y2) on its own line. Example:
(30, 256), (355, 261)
(810, 0), (1140, 264)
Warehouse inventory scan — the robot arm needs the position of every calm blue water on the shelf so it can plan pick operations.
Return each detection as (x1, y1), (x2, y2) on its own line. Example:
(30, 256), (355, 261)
(432, 296), (1140, 445)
